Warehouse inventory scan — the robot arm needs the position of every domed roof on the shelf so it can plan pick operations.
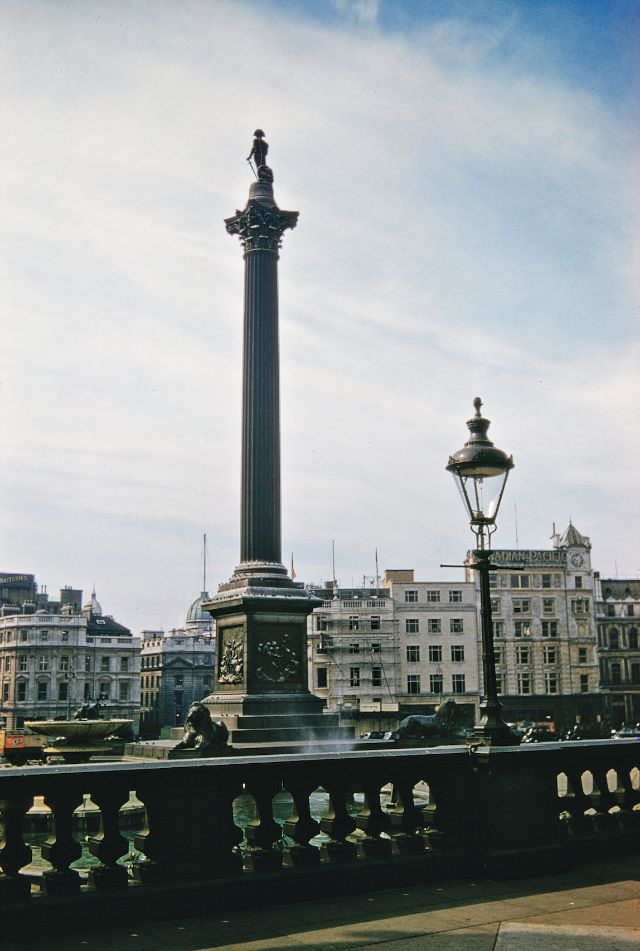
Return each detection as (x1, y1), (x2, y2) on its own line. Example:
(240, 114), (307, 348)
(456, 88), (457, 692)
(83, 589), (102, 616)
(186, 591), (210, 624)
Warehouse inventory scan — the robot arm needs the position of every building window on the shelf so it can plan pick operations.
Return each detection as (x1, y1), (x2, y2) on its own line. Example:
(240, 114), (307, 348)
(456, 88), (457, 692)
(370, 616), (381, 631)
(517, 673), (531, 694)
(17, 681), (27, 702)
(629, 629), (638, 650)
(514, 621), (531, 638)
(606, 604), (615, 617)
(371, 666), (382, 688)
(516, 646), (530, 664)
(315, 615), (328, 632)
(58, 681), (69, 701)
(541, 574), (552, 589)
(543, 646), (556, 664)
(85, 656), (91, 672)
(428, 645), (442, 663)
(580, 674), (589, 693)
(427, 619), (441, 634)
(2, 683), (9, 701)
(578, 647), (587, 664)
(100, 657), (110, 672)
(427, 590), (440, 603)
(574, 576), (583, 589)
(370, 642), (381, 654)
(543, 599), (555, 615)
(40, 631), (48, 641)
(631, 663), (640, 685)
(348, 616), (359, 632)
(5, 657), (10, 673)
(349, 667), (360, 688)
(61, 630), (69, 641)
(495, 673), (503, 694)
(38, 656), (49, 671)
(119, 682), (129, 701)
(60, 656), (69, 671)
(494, 647), (502, 664)
(407, 674), (421, 694)
(99, 682), (110, 700)
(490, 598), (500, 614)
(611, 663), (621, 685)
(429, 674), (442, 694)
(349, 642), (360, 654)
(121, 657), (129, 672)
(451, 674), (466, 694)
(406, 645), (420, 663)
(609, 629), (619, 650)
(571, 599), (589, 615)
(541, 621), (557, 638)
(84, 683), (91, 700)
(544, 673), (558, 694)
(513, 599), (531, 615)
(489, 573), (498, 588)
(405, 619), (419, 634)
(20, 631), (27, 642)
(37, 681), (48, 701)
(405, 590), (418, 603)
(450, 618), (463, 634)
(449, 590), (462, 603)
(493, 621), (505, 637)
(627, 604), (635, 617)
(511, 574), (530, 589)
(18, 655), (27, 672)
(451, 645), (465, 662)
(174, 675), (183, 687)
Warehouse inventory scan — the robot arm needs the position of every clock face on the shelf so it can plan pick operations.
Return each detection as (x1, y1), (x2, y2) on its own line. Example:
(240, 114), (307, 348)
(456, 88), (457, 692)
(570, 553), (584, 567)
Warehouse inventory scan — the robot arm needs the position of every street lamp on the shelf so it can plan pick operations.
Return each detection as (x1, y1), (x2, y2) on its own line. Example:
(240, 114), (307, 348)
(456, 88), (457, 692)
(446, 397), (519, 745)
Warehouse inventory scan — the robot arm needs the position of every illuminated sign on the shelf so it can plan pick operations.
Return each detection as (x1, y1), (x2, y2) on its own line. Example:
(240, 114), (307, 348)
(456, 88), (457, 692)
(0, 574), (34, 586)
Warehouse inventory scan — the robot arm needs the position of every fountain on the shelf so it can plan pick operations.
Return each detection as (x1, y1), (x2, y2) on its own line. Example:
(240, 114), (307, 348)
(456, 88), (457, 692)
(26, 702), (132, 763)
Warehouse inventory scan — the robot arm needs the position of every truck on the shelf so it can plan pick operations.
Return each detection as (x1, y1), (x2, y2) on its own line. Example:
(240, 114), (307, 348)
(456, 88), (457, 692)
(0, 729), (45, 765)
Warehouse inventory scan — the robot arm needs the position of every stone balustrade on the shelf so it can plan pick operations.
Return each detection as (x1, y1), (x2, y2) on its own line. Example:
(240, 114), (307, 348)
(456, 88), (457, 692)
(1, 741), (639, 938)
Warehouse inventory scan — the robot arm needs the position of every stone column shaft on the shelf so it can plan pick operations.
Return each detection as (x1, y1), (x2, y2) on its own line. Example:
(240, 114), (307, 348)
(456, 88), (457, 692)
(241, 247), (281, 564)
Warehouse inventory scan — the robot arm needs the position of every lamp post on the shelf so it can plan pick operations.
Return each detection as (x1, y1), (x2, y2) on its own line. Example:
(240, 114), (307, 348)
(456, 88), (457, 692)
(446, 397), (520, 746)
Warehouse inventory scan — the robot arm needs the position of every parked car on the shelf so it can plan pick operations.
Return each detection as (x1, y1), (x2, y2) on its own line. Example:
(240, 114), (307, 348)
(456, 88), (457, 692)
(613, 725), (640, 740)
(521, 726), (559, 744)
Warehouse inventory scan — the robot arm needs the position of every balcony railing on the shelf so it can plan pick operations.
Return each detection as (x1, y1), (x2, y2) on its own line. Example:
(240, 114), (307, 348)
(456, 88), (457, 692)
(1, 741), (639, 939)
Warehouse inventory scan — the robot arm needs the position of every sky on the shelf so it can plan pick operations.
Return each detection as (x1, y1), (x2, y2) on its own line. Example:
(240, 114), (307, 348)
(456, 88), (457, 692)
(1, 0), (638, 631)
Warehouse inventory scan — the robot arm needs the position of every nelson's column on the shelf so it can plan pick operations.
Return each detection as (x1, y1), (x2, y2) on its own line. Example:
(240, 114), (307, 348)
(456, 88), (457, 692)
(203, 132), (342, 744)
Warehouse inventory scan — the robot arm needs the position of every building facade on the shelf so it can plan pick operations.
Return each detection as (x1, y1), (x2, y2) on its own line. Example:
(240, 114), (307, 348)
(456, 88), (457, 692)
(465, 523), (600, 728)
(0, 582), (140, 731)
(139, 592), (215, 737)
(307, 571), (479, 728)
(595, 577), (640, 727)
(307, 584), (398, 719)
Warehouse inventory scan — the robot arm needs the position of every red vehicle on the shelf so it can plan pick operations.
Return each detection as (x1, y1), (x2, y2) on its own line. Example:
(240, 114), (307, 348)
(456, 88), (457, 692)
(0, 730), (45, 765)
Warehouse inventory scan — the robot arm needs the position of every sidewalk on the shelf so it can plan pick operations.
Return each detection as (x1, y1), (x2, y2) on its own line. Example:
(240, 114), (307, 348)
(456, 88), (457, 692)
(12, 854), (640, 951)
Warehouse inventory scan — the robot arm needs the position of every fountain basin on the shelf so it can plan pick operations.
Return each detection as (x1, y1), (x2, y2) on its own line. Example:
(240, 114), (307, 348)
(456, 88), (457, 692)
(25, 720), (132, 762)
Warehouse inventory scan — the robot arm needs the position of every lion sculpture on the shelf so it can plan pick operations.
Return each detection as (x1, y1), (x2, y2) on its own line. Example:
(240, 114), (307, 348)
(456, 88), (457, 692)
(174, 701), (229, 756)
(395, 700), (464, 744)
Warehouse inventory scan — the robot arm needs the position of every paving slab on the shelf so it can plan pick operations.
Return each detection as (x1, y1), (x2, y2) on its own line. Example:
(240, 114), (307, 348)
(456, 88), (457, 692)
(495, 922), (640, 950)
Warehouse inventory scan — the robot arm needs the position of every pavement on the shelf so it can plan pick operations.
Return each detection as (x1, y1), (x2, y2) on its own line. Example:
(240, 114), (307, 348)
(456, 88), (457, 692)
(10, 854), (640, 951)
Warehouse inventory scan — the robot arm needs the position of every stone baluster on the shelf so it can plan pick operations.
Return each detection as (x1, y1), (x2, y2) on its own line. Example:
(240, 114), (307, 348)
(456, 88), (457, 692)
(244, 779), (284, 871)
(564, 768), (596, 835)
(88, 786), (130, 889)
(0, 791), (33, 901)
(591, 766), (620, 832)
(386, 775), (426, 855)
(620, 765), (640, 826)
(282, 780), (321, 868)
(41, 783), (84, 894)
(355, 779), (392, 859)
(319, 782), (357, 863)
(134, 773), (243, 884)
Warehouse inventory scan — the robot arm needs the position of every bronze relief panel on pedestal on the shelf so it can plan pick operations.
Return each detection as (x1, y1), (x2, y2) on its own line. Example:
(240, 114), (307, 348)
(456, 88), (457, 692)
(218, 626), (245, 684)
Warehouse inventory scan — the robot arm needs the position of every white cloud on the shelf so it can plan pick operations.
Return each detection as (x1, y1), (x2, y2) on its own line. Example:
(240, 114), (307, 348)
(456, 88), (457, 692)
(0, 0), (637, 627)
